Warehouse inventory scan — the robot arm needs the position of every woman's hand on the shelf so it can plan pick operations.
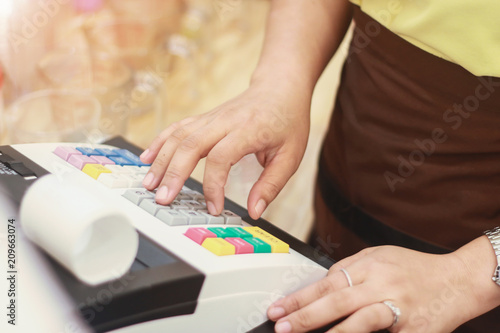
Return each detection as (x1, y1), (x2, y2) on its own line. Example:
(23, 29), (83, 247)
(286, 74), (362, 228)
(140, 82), (311, 219)
(139, 0), (352, 218)
(267, 244), (487, 333)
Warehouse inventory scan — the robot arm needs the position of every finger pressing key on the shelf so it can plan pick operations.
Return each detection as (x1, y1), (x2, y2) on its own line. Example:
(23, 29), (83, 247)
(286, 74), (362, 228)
(248, 150), (300, 219)
(202, 135), (253, 215)
(154, 125), (230, 205)
(143, 120), (207, 192)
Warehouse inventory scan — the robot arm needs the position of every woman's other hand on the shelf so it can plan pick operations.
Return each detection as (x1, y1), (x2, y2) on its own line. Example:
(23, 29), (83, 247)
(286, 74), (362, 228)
(268, 236), (500, 332)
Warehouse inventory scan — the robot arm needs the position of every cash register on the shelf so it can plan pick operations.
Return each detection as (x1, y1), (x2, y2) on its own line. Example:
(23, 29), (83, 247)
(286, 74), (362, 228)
(0, 137), (334, 333)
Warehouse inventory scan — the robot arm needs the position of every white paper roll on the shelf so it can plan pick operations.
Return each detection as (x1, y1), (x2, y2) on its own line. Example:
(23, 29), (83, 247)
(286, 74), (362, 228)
(19, 174), (138, 286)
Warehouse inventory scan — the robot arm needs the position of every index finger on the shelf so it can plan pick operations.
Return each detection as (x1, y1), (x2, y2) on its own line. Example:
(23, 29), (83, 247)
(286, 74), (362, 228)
(273, 284), (381, 333)
(267, 269), (364, 321)
(140, 115), (202, 164)
(153, 124), (229, 204)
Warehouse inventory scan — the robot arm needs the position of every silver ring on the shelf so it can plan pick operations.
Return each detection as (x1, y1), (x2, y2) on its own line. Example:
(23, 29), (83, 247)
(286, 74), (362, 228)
(340, 268), (353, 287)
(382, 301), (401, 327)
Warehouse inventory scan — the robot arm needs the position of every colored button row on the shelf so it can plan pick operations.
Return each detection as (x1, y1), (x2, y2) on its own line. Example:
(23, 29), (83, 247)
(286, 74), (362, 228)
(53, 146), (151, 188)
(185, 227), (289, 256)
(53, 146), (150, 168)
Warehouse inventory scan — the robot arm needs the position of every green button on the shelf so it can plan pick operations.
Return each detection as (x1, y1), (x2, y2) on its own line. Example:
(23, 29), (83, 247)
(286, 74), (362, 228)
(244, 237), (271, 253)
(207, 227), (239, 238)
(232, 227), (252, 238)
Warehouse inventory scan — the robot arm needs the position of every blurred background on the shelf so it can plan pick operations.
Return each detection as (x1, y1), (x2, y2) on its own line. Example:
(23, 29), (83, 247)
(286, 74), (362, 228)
(0, 0), (349, 241)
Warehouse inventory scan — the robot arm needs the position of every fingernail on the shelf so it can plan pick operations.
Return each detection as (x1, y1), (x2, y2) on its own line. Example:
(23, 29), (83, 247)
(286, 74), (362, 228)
(140, 148), (150, 160)
(255, 199), (266, 217)
(268, 306), (285, 319)
(207, 201), (217, 215)
(142, 172), (155, 188)
(275, 320), (291, 333)
(156, 185), (169, 202)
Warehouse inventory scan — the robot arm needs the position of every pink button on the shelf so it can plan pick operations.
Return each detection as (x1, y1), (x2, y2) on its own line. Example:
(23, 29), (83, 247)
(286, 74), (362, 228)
(185, 228), (217, 245)
(68, 155), (97, 170)
(225, 238), (254, 254)
(53, 146), (82, 161)
(91, 156), (115, 165)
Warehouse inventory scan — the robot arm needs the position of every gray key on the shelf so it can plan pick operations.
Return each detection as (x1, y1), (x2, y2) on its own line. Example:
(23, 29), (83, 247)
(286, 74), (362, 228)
(155, 209), (188, 226)
(175, 192), (192, 200)
(198, 209), (225, 225)
(169, 200), (189, 210)
(139, 198), (170, 215)
(180, 189), (202, 199)
(180, 199), (206, 210)
(221, 210), (242, 225)
(179, 210), (207, 225)
(122, 189), (154, 205)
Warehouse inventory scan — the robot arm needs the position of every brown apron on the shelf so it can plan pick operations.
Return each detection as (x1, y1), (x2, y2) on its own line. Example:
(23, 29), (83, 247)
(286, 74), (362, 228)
(311, 6), (500, 332)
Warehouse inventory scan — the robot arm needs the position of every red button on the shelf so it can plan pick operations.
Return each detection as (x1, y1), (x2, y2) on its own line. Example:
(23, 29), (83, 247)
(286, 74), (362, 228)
(185, 227), (217, 244)
(225, 237), (254, 254)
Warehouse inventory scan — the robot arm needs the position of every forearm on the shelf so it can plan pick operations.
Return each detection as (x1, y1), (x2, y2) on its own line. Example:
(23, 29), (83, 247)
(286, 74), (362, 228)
(251, 0), (352, 96)
(454, 234), (500, 321)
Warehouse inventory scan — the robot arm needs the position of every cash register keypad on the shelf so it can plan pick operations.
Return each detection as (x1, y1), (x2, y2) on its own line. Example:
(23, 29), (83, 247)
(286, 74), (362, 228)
(53, 146), (289, 256)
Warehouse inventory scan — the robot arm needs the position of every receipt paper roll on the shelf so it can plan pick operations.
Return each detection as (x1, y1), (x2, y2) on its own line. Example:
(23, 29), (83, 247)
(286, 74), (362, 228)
(20, 174), (138, 285)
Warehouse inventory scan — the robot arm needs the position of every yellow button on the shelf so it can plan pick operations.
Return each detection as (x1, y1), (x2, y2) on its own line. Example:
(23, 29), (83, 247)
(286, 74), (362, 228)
(243, 227), (289, 253)
(201, 238), (235, 256)
(82, 164), (112, 179)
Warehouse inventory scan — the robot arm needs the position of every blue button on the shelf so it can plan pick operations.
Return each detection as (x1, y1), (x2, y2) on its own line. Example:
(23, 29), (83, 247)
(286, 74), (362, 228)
(108, 156), (135, 166)
(95, 148), (120, 157)
(76, 147), (103, 156)
(114, 149), (151, 167)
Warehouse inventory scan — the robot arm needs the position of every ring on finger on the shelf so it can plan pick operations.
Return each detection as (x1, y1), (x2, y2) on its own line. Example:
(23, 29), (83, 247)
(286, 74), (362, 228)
(382, 300), (401, 327)
(340, 268), (353, 287)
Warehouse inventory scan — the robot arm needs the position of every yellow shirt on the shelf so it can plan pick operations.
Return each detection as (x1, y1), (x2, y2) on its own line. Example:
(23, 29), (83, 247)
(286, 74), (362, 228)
(350, 0), (500, 77)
